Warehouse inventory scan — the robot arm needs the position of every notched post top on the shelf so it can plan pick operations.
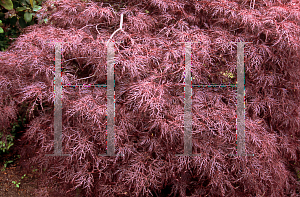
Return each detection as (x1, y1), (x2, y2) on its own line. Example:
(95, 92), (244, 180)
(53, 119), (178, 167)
(105, 13), (134, 47)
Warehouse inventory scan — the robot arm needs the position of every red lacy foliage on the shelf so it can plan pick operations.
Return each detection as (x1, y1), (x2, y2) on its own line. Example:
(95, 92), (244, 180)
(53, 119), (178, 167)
(0, 0), (300, 196)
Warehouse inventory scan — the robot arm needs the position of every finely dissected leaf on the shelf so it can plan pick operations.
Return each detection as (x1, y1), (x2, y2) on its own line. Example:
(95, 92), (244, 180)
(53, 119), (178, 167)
(0, 0), (13, 10)
(0, 0), (299, 196)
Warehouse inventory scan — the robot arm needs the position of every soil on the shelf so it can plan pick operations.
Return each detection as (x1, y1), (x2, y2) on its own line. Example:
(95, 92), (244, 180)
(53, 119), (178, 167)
(2, 151), (300, 197)
(0, 150), (84, 197)
(0, 151), (41, 197)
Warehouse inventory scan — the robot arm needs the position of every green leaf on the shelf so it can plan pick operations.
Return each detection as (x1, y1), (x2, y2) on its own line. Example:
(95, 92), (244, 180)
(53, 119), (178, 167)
(0, 20), (2, 23)
(24, 12), (33, 22)
(0, 0), (14, 10)
(16, 7), (27, 12)
(19, 17), (27, 28)
(145, 10), (149, 14)
(32, 5), (41, 11)
(0, 27), (3, 33)
(9, 16), (17, 26)
(20, 0), (27, 6)
(27, 20), (34, 25)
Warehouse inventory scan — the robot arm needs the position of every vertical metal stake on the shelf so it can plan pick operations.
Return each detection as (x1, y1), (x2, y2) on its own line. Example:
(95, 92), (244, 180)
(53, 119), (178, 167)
(228, 41), (254, 157)
(46, 42), (70, 157)
(237, 42), (246, 156)
(176, 42), (201, 157)
(99, 41), (117, 156)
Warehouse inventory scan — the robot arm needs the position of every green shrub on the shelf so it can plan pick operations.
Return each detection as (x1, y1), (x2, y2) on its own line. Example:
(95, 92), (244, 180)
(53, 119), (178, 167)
(0, 131), (14, 154)
(0, 0), (44, 51)
(0, 115), (26, 155)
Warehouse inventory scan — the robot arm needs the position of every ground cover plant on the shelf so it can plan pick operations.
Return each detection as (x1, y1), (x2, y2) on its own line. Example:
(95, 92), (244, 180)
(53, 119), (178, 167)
(0, 0), (300, 196)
